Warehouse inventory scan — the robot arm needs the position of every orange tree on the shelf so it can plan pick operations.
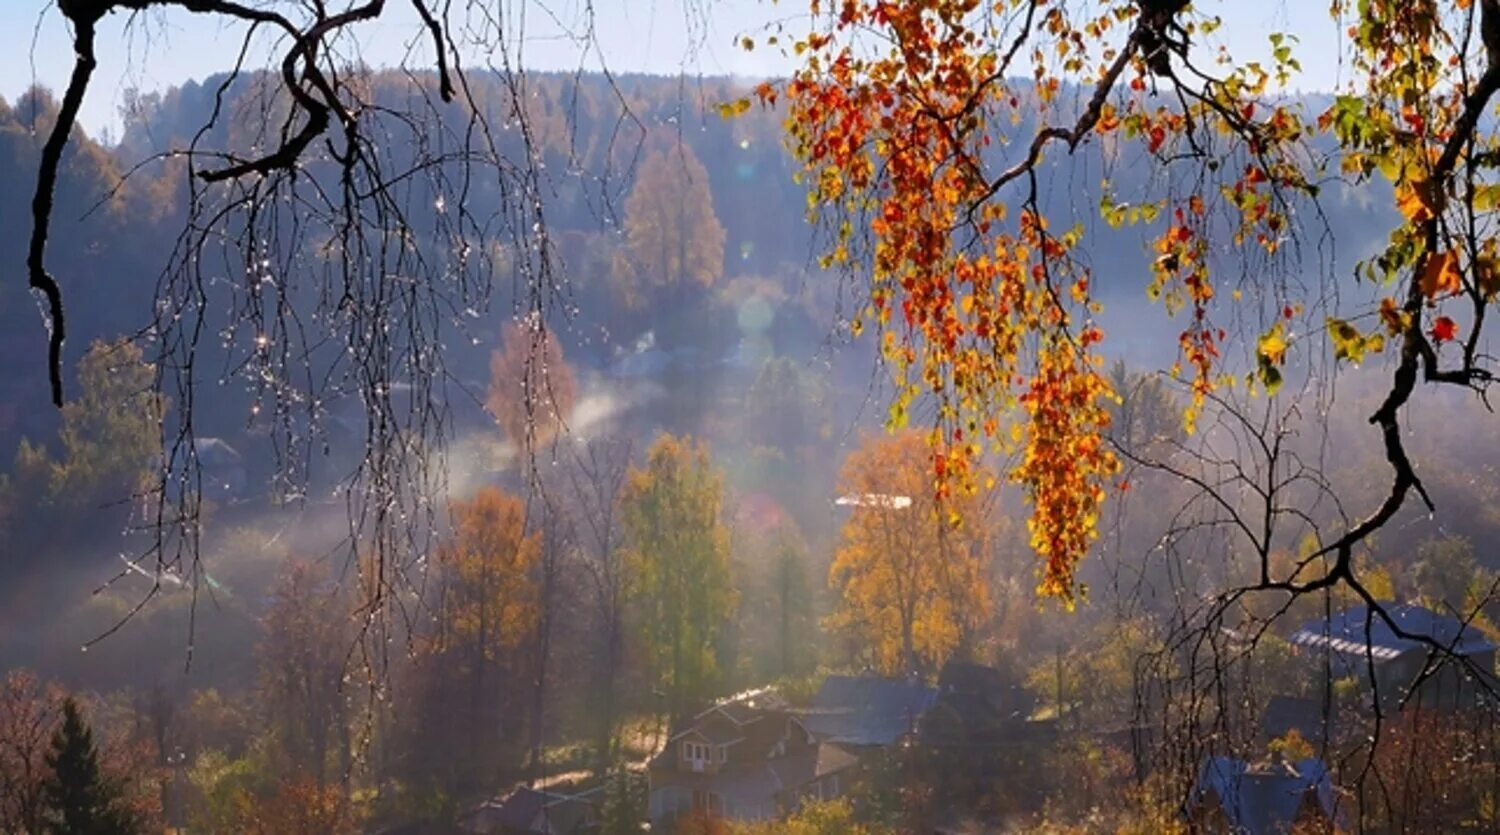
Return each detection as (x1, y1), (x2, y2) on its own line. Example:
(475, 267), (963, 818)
(829, 431), (994, 676)
(612, 142), (727, 310)
(759, 0), (1500, 609)
(487, 317), (577, 452)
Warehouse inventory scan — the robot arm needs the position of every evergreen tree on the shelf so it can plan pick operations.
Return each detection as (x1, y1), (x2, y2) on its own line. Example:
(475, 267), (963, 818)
(42, 698), (138, 835)
(596, 766), (647, 835)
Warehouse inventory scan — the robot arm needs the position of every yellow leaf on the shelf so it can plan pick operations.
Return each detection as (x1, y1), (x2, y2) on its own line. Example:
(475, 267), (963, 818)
(1476, 184), (1500, 213)
(1478, 240), (1500, 299)
(1257, 322), (1288, 365)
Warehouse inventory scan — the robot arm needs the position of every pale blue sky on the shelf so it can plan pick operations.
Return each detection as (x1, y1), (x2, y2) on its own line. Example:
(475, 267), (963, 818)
(1, 1), (1343, 137)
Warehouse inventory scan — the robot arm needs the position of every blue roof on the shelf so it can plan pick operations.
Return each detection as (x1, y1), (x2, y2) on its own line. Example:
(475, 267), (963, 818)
(1289, 604), (1496, 661)
(800, 675), (938, 746)
(1192, 756), (1337, 835)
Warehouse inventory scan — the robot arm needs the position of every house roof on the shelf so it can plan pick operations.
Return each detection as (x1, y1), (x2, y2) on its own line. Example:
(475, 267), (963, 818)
(1260, 696), (1328, 744)
(662, 688), (792, 751)
(919, 661), (1036, 744)
(196, 437), (244, 467)
(532, 795), (594, 834)
(1289, 603), (1497, 662)
(459, 787), (595, 835)
(766, 743), (860, 789)
(1191, 756), (1337, 835)
(801, 675), (938, 746)
(707, 687), (790, 724)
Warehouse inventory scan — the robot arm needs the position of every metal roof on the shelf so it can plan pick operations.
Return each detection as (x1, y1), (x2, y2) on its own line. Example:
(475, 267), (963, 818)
(1288, 603), (1496, 662)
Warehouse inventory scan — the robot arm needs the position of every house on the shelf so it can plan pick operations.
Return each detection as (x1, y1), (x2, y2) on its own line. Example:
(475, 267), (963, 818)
(1289, 603), (1498, 708)
(458, 786), (598, 835)
(647, 688), (859, 827)
(1186, 755), (1340, 834)
(1259, 695), (1329, 747)
(918, 661), (1040, 748)
(799, 674), (937, 748)
(197, 437), (248, 500)
(913, 662), (1051, 808)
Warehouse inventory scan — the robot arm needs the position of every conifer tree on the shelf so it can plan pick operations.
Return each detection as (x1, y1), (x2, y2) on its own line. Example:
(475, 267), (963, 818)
(42, 698), (138, 835)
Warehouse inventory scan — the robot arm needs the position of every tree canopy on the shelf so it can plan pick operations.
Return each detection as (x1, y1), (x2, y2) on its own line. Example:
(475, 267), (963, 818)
(619, 434), (736, 724)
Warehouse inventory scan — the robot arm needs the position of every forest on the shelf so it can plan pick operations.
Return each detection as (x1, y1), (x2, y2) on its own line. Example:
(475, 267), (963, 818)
(4, 1), (1500, 833)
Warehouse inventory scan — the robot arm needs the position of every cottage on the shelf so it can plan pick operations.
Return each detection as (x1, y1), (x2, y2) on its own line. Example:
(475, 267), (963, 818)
(918, 661), (1039, 748)
(1289, 603), (1498, 708)
(648, 689), (859, 827)
(1186, 755), (1340, 834)
(799, 674), (937, 748)
(1259, 695), (1329, 747)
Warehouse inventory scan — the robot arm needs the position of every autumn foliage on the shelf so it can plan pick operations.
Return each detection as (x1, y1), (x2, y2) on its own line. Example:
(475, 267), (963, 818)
(441, 486), (541, 658)
(487, 318), (577, 450)
(829, 432), (994, 675)
(763, 0), (1500, 602)
(614, 143), (727, 308)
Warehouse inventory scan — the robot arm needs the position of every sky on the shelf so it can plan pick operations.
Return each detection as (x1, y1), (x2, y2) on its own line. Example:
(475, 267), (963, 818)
(1, 1), (1345, 138)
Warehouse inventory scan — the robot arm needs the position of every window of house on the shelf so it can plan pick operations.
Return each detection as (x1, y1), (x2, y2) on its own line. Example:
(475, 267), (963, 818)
(683, 741), (710, 762)
(718, 745), (728, 763)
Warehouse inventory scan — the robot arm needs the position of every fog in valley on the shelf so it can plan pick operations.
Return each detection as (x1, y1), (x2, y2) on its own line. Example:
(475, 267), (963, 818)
(3, 2), (1500, 833)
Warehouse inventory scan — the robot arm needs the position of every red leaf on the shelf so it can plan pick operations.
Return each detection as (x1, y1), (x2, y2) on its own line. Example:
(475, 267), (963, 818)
(1431, 315), (1459, 343)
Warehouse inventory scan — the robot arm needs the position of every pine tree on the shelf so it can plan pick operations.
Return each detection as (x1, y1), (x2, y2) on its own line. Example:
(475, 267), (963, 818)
(597, 766), (646, 835)
(42, 698), (138, 835)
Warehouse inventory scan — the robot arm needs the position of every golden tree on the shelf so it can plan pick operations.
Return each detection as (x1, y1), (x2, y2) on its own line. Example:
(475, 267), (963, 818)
(828, 432), (994, 676)
(619, 434), (735, 724)
(613, 144), (727, 308)
(441, 485), (540, 668)
(433, 485), (540, 778)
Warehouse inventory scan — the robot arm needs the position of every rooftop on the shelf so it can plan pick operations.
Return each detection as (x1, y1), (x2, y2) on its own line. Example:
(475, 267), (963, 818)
(1191, 755), (1338, 835)
(1288, 603), (1496, 662)
(800, 674), (937, 746)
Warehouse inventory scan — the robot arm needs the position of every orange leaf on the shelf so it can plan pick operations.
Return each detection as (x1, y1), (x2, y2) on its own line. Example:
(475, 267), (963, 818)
(1379, 297), (1407, 334)
(1419, 250), (1462, 298)
(1397, 179), (1439, 223)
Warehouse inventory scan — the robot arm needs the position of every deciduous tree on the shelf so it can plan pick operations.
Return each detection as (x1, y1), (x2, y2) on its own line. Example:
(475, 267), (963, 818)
(434, 485), (540, 781)
(620, 434), (735, 725)
(0, 670), (63, 834)
(613, 144), (726, 309)
(487, 318), (577, 451)
(828, 432), (994, 677)
(257, 560), (355, 790)
(51, 339), (159, 508)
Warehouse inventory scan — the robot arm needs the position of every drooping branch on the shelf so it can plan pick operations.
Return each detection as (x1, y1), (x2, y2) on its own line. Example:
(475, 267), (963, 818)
(27, 7), (100, 407)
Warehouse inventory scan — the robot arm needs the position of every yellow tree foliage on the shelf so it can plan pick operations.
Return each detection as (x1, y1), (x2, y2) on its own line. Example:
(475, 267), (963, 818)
(828, 432), (993, 676)
(766, 0), (1500, 604)
(614, 144), (727, 308)
(486, 318), (577, 450)
(620, 433), (736, 723)
(441, 486), (540, 658)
